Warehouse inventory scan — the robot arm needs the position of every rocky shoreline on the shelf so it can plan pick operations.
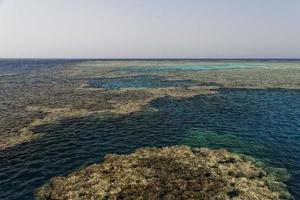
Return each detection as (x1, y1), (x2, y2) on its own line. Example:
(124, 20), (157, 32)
(36, 146), (291, 200)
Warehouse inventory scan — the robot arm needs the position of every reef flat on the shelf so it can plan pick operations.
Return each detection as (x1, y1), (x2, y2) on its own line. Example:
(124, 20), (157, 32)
(36, 146), (290, 200)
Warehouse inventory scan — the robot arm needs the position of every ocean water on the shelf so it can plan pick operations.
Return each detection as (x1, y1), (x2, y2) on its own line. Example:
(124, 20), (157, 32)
(1, 88), (300, 199)
(1, 60), (300, 199)
(0, 59), (75, 75)
(88, 75), (212, 89)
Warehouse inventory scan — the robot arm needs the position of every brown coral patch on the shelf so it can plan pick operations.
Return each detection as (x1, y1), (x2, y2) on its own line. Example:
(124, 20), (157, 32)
(36, 146), (289, 200)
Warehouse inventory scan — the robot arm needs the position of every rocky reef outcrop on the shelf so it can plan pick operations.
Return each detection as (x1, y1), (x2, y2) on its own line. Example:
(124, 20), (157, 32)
(36, 146), (290, 200)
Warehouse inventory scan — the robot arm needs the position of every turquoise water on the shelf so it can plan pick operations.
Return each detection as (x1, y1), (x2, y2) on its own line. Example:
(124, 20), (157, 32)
(173, 63), (256, 70)
(118, 64), (251, 73)
(118, 60), (300, 74)
(1, 88), (300, 199)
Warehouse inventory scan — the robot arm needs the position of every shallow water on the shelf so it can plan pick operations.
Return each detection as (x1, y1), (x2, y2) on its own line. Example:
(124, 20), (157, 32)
(120, 63), (255, 72)
(1, 88), (300, 199)
(117, 60), (300, 74)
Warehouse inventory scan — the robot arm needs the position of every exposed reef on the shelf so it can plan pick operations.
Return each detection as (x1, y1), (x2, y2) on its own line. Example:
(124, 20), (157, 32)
(36, 146), (291, 200)
(0, 131), (41, 151)
(180, 68), (300, 90)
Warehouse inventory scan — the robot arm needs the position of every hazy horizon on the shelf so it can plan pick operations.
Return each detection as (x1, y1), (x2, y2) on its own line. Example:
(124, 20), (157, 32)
(1, 0), (300, 59)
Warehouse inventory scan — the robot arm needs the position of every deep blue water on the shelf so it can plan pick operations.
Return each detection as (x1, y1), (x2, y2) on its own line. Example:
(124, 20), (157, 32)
(0, 59), (76, 75)
(1, 88), (300, 199)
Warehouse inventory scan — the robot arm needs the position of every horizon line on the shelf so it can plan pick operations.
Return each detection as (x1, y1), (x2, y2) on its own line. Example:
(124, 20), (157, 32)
(1, 58), (300, 60)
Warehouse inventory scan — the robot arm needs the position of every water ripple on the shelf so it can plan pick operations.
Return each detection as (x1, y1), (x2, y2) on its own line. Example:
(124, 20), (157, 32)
(0, 88), (300, 199)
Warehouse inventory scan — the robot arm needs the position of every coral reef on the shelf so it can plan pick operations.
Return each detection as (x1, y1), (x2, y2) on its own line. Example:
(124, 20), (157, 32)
(36, 146), (290, 200)
(181, 68), (300, 90)
(1, 60), (300, 150)
(0, 131), (41, 151)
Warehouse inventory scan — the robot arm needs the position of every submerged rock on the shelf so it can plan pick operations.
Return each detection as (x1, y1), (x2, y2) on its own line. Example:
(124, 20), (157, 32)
(36, 146), (291, 200)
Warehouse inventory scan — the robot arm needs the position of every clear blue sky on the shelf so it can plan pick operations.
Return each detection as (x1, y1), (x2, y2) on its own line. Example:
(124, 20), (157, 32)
(0, 0), (299, 58)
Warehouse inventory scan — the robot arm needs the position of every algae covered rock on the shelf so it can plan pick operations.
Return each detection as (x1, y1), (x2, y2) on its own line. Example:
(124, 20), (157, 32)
(36, 146), (290, 200)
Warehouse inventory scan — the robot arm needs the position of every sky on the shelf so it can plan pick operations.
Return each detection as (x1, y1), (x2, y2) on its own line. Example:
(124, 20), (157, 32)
(0, 0), (300, 58)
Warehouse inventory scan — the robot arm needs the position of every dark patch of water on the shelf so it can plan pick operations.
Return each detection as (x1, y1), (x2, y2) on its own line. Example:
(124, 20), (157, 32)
(0, 59), (77, 75)
(0, 88), (300, 199)
(88, 75), (205, 89)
